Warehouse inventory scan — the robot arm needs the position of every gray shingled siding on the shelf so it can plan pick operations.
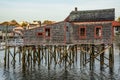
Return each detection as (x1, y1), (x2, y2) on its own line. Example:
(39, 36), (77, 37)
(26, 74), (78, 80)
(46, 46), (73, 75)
(50, 22), (65, 44)
(23, 22), (69, 45)
(72, 22), (112, 44)
(24, 22), (113, 45)
(24, 29), (35, 45)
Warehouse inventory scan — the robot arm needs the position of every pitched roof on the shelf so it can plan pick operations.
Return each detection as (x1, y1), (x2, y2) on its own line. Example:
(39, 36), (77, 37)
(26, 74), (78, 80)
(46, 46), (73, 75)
(66, 8), (115, 22)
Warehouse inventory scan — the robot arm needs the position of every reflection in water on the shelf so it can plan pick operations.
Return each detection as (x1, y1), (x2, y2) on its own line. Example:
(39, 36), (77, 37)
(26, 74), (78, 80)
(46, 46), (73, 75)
(0, 45), (120, 80)
(1, 65), (118, 80)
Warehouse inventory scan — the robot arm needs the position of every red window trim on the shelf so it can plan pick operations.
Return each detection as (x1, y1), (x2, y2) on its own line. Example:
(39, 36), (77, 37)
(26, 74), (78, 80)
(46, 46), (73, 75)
(45, 27), (51, 39)
(79, 26), (86, 39)
(94, 26), (102, 39)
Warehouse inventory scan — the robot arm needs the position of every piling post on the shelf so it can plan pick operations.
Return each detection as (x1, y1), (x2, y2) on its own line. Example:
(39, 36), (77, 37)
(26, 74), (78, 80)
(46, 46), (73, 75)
(13, 46), (16, 69)
(90, 44), (95, 71)
(69, 46), (72, 68)
(48, 45), (50, 70)
(38, 45), (40, 65)
(4, 24), (8, 69)
(45, 46), (47, 65)
(64, 45), (67, 70)
(22, 46), (26, 72)
(82, 45), (85, 67)
(27, 47), (30, 67)
(30, 46), (33, 70)
(84, 44), (87, 67)
(75, 45), (77, 64)
(7, 46), (9, 69)
(59, 46), (62, 67)
(4, 46), (7, 68)
(80, 44), (83, 69)
(33, 46), (36, 66)
(19, 46), (21, 64)
(72, 45), (75, 66)
(100, 44), (105, 71)
(54, 45), (57, 66)
(41, 46), (44, 63)
(109, 44), (114, 74)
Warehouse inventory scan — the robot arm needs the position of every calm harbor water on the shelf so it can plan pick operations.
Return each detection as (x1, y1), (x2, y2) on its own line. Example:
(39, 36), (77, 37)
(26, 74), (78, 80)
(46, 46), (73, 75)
(0, 44), (120, 80)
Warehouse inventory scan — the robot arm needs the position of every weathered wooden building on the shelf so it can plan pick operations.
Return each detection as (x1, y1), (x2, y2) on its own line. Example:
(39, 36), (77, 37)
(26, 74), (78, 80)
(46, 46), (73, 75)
(4, 8), (118, 73)
(23, 8), (115, 45)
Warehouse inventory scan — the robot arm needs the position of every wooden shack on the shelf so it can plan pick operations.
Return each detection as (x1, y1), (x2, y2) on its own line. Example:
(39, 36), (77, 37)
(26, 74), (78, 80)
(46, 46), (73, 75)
(23, 21), (72, 45)
(23, 8), (115, 45)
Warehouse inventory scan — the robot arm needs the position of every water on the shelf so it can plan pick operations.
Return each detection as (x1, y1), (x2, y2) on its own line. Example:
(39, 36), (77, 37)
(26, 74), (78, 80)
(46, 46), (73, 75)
(0, 45), (120, 80)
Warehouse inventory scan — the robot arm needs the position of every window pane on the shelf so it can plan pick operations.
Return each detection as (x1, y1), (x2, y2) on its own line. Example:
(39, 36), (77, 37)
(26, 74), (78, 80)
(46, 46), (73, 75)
(96, 27), (101, 37)
(38, 33), (43, 36)
(80, 28), (85, 36)
(45, 28), (50, 37)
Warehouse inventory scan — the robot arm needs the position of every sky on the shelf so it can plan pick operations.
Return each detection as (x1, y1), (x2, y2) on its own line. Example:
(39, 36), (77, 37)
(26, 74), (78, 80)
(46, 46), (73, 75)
(0, 0), (120, 22)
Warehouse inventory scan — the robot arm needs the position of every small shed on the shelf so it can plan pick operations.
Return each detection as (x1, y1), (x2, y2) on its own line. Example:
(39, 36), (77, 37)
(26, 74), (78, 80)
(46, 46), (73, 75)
(23, 21), (72, 45)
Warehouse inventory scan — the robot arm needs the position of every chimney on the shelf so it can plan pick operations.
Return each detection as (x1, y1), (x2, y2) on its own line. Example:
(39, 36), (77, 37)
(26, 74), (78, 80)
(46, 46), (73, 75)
(75, 7), (77, 11)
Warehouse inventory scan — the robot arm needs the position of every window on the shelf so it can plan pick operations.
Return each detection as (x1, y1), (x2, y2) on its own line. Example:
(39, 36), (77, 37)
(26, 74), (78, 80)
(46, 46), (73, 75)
(115, 27), (118, 31)
(45, 28), (50, 37)
(38, 32), (43, 36)
(95, 26), (102, 38)
(79, 27), (86, 39)
(37, 32), (43, 36)
(66, 26), (68, 32)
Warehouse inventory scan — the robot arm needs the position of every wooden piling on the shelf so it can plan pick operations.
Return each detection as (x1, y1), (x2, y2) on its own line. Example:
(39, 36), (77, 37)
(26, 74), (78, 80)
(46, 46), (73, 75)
(64, 45), (67, 70)
(90, 44), (94, 71)
(84, 44), (87, 67)
(48, 46), (50, 70)
(100, 44), (105, 71)
(109, 44), (114, 74)
(2, 42), (115, 73)
(80, 45), (83, 69)
(33, 46), (36, 66)
(27, 47), (30, 67)
(13, 46), (16, 69)
(44, 46), (47, 65)
(19, 46), (21, 64)
(4, 46), (7, 68)
(72, 46), (75, 66)
(30, 47), (33, 70)
(54, 45), (57, 66)
(7, 46), (9, 69)
(22, 46), (26, 72)
(69, 46), (72, 68)
(75, 45), (77, 64)
(41, 46), (44, 63)
(38, 45), (40, 65)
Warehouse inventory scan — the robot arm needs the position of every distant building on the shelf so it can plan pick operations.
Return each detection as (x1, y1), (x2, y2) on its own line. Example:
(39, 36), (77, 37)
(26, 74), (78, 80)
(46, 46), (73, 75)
(0, 24), (16, 40)
(13, 26), (24, 38)
(27, 21), (41, 29)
